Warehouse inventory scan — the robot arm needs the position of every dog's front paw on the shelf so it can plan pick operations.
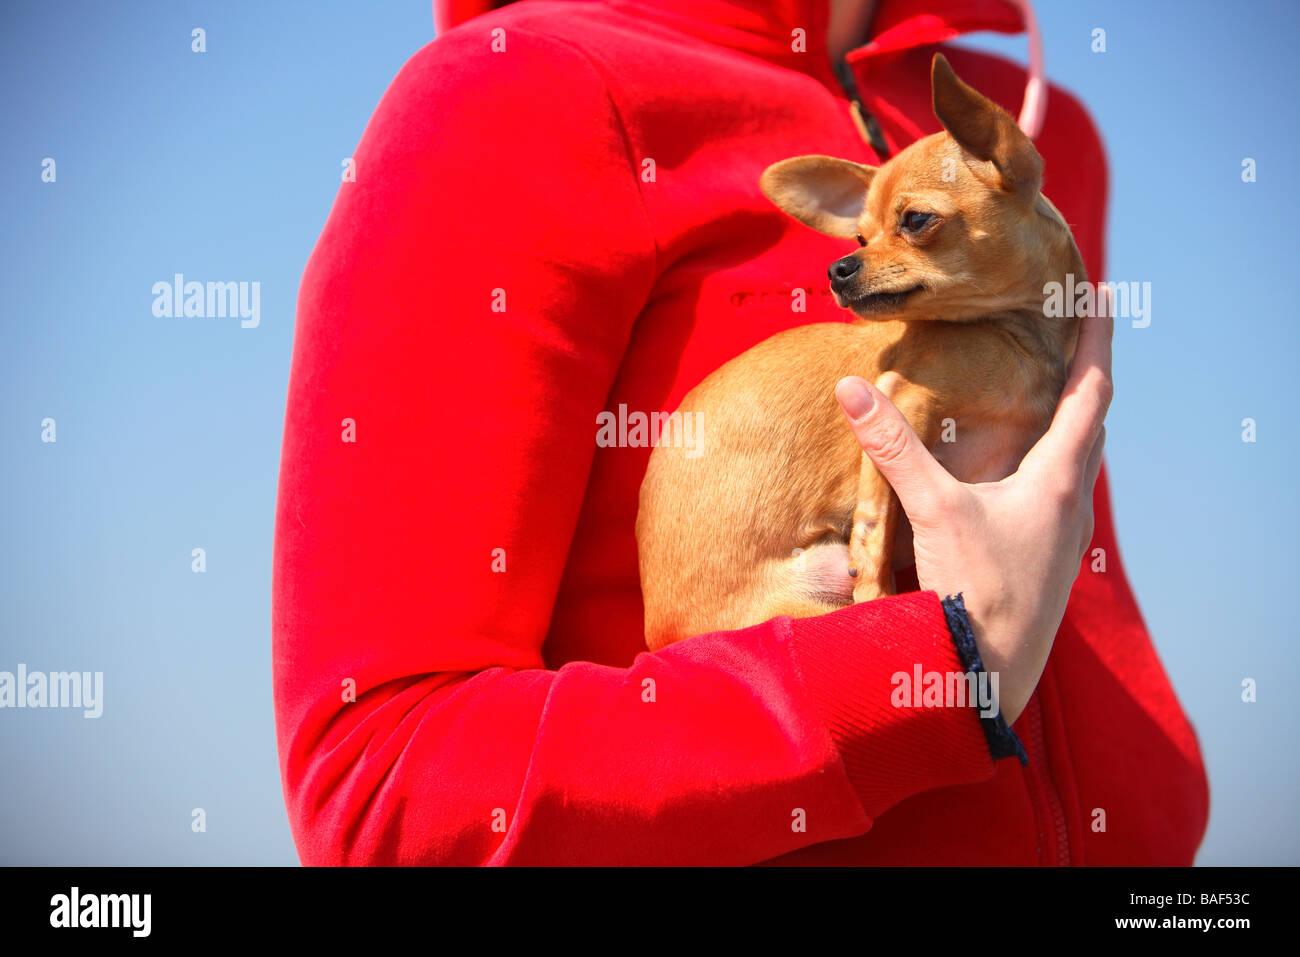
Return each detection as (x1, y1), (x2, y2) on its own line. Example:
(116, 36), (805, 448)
(848, 518), (894, 602)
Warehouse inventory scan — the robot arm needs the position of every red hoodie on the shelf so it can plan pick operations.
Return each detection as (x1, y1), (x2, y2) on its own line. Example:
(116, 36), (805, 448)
(272, 0), (1209, 865)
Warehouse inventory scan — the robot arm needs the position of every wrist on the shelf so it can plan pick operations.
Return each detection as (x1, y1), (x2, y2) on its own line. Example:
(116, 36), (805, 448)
(940, 593), (1028, 765)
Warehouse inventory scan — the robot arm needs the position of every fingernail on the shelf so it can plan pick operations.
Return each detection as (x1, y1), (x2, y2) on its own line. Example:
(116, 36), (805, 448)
(838, 378), (874, 421)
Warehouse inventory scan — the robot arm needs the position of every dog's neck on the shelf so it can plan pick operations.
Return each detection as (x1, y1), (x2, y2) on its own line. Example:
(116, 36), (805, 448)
(981, 222), (1087, 367)
(976, 306), (1079, 369)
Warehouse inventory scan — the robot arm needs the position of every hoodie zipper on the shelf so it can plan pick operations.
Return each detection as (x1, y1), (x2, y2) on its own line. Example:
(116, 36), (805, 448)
(1026, 692), (1071, 865)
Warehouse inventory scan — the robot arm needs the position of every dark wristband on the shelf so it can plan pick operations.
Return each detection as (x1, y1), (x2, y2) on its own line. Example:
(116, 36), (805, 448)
(941, 593), (1029, 766)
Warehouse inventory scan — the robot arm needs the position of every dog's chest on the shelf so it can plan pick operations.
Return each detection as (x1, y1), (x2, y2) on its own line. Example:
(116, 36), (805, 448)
(929, 414), (1042, 485)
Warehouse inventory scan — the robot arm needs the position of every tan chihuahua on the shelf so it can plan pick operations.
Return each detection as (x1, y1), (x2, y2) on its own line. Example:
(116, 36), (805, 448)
(637, 54), (1087, 650)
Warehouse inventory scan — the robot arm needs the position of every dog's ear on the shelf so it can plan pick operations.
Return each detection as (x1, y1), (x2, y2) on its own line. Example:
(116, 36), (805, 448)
(760, 156), (877, 238)
(931, 53), (1042, 195)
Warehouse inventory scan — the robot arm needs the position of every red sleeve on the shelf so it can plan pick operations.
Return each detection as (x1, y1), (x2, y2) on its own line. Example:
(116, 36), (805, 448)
(271, 26), (1000, 866)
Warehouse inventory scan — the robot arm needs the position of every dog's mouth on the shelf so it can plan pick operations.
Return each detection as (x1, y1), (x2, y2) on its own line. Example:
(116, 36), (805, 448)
(841, 284), (926, 315)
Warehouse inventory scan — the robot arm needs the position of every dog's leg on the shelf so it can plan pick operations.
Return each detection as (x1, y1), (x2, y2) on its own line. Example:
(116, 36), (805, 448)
(848, 461), (898, 601)
(848, 378), (938, 602)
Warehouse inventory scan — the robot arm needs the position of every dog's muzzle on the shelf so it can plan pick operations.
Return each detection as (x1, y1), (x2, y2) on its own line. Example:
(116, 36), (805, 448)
(828, 255), (862, 295)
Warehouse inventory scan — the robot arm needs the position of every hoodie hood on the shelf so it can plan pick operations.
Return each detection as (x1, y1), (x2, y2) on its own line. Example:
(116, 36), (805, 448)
(432, 0), (1045, 138)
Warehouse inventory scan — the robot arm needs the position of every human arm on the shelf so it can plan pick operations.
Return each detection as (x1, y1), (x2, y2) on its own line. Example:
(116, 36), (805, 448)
(272, 26), (1028, 866)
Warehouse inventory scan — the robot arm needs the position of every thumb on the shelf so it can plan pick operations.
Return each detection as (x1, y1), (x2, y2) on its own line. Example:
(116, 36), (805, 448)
(835, 376), (953, 516)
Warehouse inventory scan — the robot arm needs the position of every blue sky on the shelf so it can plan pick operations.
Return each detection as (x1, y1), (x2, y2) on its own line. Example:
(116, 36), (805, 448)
(1, 1), (1296, 865)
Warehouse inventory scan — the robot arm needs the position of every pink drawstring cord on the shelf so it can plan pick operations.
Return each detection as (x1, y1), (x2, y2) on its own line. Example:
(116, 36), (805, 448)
(1004, 0), (1047, 139)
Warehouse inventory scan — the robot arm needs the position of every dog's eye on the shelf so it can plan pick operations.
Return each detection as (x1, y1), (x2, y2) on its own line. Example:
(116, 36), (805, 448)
(855, 233), (866, 246)
(901, 211), (936, 233)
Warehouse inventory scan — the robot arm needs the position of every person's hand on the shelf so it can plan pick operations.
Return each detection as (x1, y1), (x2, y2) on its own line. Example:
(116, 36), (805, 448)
(833, 303), (1113, 726)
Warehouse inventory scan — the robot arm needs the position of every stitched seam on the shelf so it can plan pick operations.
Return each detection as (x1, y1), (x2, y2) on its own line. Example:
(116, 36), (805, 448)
(510, 26), (661, 283)
(1036, 663), (1076, 865)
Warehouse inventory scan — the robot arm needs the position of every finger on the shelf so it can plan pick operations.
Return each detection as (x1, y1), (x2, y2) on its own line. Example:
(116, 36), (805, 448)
(1077, 428), (1106, 559)
(1022, 286), (1114, 479)
(1083, 426), (1105, 494)
(835, 376), (954, 517)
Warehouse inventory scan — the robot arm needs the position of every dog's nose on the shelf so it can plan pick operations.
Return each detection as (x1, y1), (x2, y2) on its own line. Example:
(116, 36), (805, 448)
(828, 255), (862, 290)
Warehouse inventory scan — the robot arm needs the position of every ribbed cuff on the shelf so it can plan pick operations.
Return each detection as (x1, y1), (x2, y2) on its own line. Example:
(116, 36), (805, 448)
(940, 593), (1028, 766)
(784, 591), (998, 821)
